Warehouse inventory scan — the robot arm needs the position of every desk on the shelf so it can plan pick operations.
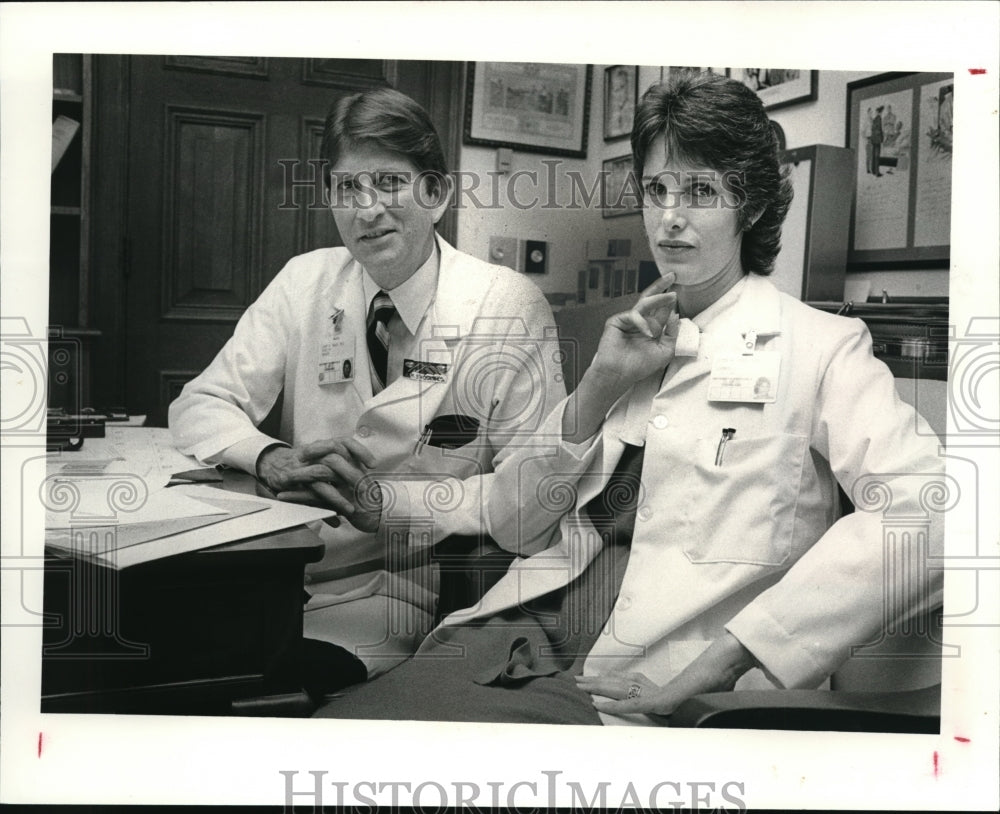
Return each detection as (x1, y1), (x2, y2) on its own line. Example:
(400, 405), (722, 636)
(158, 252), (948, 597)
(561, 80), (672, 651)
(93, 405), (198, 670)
(41, 472), (324, 715)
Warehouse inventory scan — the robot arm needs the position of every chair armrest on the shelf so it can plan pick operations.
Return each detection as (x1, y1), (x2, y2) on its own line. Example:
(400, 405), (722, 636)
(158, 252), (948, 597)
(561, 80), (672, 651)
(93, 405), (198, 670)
(670, 684), (940, 733)
(231, 691), (317, 718)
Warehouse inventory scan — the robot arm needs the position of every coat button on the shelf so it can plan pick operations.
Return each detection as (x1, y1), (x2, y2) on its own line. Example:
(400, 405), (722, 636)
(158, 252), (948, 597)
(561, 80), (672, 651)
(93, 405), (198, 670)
(651, 414), (668, 429)
(617, 595), (632, 610)
(637, 506), (652, 521)
(357, 425), (371, 438)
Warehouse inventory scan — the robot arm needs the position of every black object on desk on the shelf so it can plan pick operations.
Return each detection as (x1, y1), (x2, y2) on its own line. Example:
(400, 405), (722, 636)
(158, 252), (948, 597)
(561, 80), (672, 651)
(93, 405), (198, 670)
(41, 473), (324, 716)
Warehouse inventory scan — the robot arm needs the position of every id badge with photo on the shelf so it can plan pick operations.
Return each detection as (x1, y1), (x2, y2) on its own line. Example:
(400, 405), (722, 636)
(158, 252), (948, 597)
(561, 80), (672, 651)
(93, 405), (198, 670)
(319, 358), (354, 385)
(318, 307), (353, 385)
(707, 350), (780, 403)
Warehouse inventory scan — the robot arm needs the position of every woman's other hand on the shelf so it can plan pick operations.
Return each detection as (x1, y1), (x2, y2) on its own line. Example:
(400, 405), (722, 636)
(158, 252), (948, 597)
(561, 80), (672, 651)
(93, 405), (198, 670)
(574, 632), (757, 718)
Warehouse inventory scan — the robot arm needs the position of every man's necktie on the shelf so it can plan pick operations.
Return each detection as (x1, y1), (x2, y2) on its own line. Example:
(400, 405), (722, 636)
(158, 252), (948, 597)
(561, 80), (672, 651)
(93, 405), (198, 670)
(366, 290), (395, 394)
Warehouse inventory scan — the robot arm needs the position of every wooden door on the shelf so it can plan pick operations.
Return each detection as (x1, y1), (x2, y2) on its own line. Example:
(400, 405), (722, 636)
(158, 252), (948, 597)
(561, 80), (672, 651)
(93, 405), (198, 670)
(118, 55), (461, 424)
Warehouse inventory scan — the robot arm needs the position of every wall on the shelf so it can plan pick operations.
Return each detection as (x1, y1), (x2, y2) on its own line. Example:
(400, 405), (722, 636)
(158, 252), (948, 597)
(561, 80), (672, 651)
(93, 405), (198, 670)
(454, 66), (949, 302)
(455, 64), (658, 298)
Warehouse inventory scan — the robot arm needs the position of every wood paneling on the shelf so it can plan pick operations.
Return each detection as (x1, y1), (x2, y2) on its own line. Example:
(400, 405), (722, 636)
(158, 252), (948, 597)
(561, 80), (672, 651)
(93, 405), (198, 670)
(162, 106), (264, 321)
(83, 56), (464, 419)
(159, 369), (199, 410)
(297, 116), (342, 255)
(164, 55), (269, 79)
(301, 58), (395, 89)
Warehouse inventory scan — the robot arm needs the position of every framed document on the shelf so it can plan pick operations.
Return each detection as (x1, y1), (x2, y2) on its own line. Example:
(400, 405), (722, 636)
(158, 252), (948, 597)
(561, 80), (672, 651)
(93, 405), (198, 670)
(603, 65), (637, 141)
(601, 154), (642, 218)
(846, 72), (953, 269)
(731, 68), (818, 111)
(464, 62), (591, 158)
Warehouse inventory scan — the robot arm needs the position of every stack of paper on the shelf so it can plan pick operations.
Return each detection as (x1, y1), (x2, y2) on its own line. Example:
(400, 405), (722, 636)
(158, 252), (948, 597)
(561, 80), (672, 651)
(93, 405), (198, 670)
(45, 427), (335, 569)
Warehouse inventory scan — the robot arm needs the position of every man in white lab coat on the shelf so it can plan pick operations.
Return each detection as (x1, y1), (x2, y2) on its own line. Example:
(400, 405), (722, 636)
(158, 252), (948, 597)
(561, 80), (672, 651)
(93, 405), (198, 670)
(169, 87), (564, 689)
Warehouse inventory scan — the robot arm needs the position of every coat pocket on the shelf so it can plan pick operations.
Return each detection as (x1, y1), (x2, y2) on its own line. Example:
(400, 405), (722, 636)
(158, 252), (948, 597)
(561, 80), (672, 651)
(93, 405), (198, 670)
(404, 437), (492, 481)
(677, 432), (808, 566)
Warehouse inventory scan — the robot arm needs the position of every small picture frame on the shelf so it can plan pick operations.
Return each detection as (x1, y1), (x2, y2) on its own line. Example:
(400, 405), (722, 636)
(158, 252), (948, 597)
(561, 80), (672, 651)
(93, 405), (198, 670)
(601, 155), (642, 219)
(660, 66), (729, 81)
(603, 65), (638, 141)
(730, 69), (818, 111)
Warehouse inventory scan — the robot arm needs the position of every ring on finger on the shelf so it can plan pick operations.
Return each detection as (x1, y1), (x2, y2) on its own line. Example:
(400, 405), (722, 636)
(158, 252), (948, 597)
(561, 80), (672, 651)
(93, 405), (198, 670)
(626, 683), (642, 699)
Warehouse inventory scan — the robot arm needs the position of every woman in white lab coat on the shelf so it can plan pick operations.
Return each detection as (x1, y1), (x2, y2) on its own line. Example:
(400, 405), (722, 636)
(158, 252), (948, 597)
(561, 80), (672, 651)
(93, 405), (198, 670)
(315, 72), (945, 726)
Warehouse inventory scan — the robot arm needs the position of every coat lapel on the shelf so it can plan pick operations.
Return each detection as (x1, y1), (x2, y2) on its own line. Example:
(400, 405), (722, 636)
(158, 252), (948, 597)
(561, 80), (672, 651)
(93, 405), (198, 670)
(356, 236), (484, 419)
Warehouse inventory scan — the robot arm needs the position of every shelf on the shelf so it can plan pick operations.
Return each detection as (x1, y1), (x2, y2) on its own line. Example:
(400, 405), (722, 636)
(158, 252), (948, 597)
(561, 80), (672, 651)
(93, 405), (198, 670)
(51, 206), (82, 216)
(53, 90), (83, 103)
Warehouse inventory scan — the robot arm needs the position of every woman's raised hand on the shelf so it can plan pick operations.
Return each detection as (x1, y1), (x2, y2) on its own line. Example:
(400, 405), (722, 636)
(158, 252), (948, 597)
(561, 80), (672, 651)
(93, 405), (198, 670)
(589, 272), (680, 390)
(561, 273), (680, 444)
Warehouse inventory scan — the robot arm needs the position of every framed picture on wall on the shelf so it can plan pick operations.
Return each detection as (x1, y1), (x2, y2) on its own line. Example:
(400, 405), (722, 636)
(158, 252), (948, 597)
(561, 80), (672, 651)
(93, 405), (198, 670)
(730, 69), (818, 111)
(464, 62), (591, 158)
(660, 67), (728, 81)
(603, 65), (637, 141)
(601, 154), (642, 218)
(846, 71), (953, 269)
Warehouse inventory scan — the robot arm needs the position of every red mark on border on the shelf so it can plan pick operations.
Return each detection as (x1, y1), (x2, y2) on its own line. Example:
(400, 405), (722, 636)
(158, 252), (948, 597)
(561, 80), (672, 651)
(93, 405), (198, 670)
(37, 732), (43, 758)
(932, 750), (940, 777)
(955, 736), (971, 743)
(969, 68), (987, 75)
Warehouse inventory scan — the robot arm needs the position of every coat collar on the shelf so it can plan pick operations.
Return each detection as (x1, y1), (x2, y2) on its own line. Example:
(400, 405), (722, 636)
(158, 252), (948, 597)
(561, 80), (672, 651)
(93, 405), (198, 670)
(702, 273), (783, 340)
(323, 234), (494, 340)
(427, 235), (495, 338)
(361, 244), (440, 336)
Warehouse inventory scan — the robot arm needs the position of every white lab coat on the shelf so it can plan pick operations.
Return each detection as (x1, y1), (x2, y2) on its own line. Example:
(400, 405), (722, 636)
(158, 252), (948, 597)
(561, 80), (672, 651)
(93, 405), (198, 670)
(436, 274), (946, 724)
(169, 236), (565, 674)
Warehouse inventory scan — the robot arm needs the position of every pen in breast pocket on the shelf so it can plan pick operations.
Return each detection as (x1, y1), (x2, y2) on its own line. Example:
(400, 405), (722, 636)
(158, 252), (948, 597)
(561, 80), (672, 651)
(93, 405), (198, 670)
(714, 427), (736, 466)
(413, 424), (432, 456)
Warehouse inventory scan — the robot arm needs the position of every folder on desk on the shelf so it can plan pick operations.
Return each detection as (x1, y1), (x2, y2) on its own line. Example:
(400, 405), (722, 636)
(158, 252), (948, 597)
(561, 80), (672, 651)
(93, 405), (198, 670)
(45, 496), (268, 558)
(63, 486), (336, 569)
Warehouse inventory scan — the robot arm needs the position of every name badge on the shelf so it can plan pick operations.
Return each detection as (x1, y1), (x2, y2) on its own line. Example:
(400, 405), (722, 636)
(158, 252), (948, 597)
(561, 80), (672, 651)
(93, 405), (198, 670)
(708, 350), (780, 403)
(319, 358), (354, 385)
(403, 359), (449, 383)
(318, 306), (354, 385)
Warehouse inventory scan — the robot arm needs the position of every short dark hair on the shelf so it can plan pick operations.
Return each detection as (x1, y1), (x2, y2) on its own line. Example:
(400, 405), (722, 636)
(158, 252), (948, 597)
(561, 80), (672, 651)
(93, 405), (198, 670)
(319, 86), (448, 193)
(631, 72), (792, 276)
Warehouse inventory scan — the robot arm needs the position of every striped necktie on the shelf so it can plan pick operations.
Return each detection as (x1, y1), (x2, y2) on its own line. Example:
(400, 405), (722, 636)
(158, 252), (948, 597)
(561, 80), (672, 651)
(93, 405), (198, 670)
(366, 290), (395, 394)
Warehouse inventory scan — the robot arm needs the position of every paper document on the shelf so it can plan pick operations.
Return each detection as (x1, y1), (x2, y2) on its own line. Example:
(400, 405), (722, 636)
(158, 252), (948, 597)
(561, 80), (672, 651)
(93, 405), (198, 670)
(45, 496), (269, 557)
(44, 475), (225, 529)
(104, 485), (334, 569)
(47, 426), (199, 492)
